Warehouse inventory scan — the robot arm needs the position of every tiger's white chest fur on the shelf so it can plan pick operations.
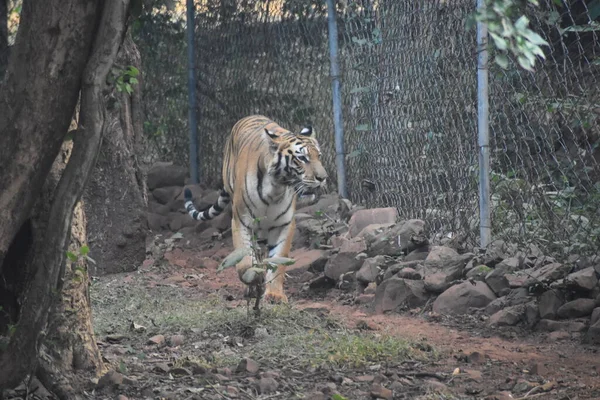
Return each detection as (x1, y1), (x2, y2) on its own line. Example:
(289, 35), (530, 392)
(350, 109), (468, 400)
(239, 172), (296, 233)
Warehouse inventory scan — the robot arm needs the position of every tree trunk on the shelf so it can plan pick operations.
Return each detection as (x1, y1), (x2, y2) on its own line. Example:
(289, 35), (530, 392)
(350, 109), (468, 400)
(0, 0), (101, 269)
(32, 142), (106, 399)
(84, 31), (148, 276)
(0, 0), (7, 78)
(0, 0), (131, 390)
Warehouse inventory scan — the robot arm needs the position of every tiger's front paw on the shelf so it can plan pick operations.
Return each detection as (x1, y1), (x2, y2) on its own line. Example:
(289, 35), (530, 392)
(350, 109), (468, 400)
(263, 289), (288, 304)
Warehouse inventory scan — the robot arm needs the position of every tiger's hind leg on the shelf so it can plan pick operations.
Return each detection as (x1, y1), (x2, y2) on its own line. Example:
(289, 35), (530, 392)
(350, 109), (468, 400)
(263, 218), (295, 304)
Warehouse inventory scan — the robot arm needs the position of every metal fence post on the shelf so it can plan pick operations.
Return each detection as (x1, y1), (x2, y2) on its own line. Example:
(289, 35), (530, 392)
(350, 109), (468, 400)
(186, 0), (199, 184)
(326, 0), (348, 199)
(476, 0), (491, 248)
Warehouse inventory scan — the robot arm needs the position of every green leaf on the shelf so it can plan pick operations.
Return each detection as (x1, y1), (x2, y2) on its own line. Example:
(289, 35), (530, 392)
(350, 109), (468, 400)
(217, 248), (250, 272)
(332, 395), (349, 400)
(490, 32), (507, 51)
(66, 252), (78, 262)
(522, 30), (549, 47)
(127, 66), (140, 77)
(514, 16), (530, 32)
(80, 245), (90, 256)
(495, 54), (509, 69)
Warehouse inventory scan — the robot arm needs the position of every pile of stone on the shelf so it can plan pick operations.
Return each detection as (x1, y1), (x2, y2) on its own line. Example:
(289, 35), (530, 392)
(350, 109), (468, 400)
(297, 205), (600, 345)
(145, 162), (231, 238)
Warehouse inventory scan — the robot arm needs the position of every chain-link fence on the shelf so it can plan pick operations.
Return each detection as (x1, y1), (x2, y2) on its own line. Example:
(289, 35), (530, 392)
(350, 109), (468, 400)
(137, 0), (600, 258)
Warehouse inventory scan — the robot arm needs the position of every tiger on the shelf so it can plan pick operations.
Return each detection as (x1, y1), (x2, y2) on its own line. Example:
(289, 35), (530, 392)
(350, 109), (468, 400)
(183, 115), (328, 303)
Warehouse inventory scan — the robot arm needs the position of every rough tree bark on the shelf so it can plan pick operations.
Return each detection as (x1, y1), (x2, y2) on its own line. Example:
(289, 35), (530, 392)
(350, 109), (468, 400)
(31, 142), (106, 398)
(0, 0), (7, 77)
(84, 31), (148, 276)
(0, 0), (131, 390)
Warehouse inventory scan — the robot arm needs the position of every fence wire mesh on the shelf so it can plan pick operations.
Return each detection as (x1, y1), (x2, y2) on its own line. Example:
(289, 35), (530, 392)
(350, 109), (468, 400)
(136, 0), (600, 259)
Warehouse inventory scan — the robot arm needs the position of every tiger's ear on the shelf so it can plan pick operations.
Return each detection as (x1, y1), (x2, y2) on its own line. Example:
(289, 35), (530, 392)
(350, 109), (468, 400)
(264, 129), (279, 152)
(299, 126), (313, 137)
(264, 128), (279, 140)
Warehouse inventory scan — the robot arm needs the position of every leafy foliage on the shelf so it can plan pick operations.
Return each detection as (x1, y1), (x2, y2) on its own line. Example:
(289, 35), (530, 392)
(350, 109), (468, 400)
(473, 0), (549, 71)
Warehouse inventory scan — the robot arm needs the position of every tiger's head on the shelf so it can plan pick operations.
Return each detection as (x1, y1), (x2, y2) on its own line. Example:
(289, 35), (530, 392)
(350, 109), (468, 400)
(265, 126), (328, 195)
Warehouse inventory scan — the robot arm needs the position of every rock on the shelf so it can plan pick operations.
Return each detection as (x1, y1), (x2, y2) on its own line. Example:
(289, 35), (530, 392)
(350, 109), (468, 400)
(565, 267), (598, 291)
(168, 334), (185, 346)
(348, 207), (398, 238)
(404, 245), (430, 261)
(308, 275), (336, 290)
(370, 383), (393, 399)
(488, 305), (525, 326)
(146, 212), (170, 231)
(147, 162), (187, 190)
(466, 351), (486, 364)
(147, 334), (165, 345)
(288, 249), (328, 276)
(97, 370), (123, 388)
(168, 213), (197, 232)
(355, 223), (396, 243)
(425, 246), (459, 261)
(524, 263), (571, 287)
(169, 367), (192, 376)
(324, 238), (368, 281)
(152, 186), (182, 205)
(484, 288), (532, 315)
(258, 377), (279, 394)
(357, 256), (387, 284)
(237, 358), (260, 374)
(483, 239), (518, 267)
(524, 301), (540, 327)
(432, 281), (497, 315)
(547, 331), (571, 341)
(381, 261), (422, 282)
(556, 298), (596, 319)
(420, 253), (475, 293)
(466, 265), (492, 281)
(536, 319), (587, 332)
(397, 267), (421, 280)
(367, 219), (427, 257)
(538, 290), (564, 320)
(373, 277), (429, 313)
(585, 320), (600, 344)
(485, 269), (511, 296)
(591, 307), (600, 326)
(495, 256), (523, 272)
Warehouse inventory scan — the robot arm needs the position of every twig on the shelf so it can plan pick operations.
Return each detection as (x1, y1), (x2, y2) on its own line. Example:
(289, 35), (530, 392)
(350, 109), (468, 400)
(515, 393), (551, 400)
(397, 371), (447, 381)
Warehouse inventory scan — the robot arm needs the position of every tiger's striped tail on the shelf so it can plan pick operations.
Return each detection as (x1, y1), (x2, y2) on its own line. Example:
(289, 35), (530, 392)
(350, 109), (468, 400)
(184, 188), (230, 221)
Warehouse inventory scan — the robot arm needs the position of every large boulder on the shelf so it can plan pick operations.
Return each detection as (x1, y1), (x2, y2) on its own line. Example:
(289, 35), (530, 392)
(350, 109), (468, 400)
(348, 207), (398, 238)
(147, 162), (188, 190)
(373, 277), (429, 313)
(419, 253), (475, 294)
(367, 219), (428, 257)
(564, 267), (598, 292)
(432, 281), (497, 315)
(324, 238), (368, 281)
(556, 298), (596, 319)
(538, 290), (564, 320)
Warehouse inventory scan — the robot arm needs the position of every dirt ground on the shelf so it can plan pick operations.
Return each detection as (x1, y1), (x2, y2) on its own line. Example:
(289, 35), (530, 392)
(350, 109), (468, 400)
(89, 232), (600, 400)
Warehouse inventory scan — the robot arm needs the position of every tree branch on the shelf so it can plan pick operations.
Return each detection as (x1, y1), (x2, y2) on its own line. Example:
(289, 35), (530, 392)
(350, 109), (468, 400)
(0, 0), (130, 389)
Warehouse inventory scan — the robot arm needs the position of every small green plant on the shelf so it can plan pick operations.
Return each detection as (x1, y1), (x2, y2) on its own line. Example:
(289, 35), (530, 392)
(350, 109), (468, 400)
(66, 245), (96, 265)
(216, 218), (296, 315)
(111, 66), (140, 95)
